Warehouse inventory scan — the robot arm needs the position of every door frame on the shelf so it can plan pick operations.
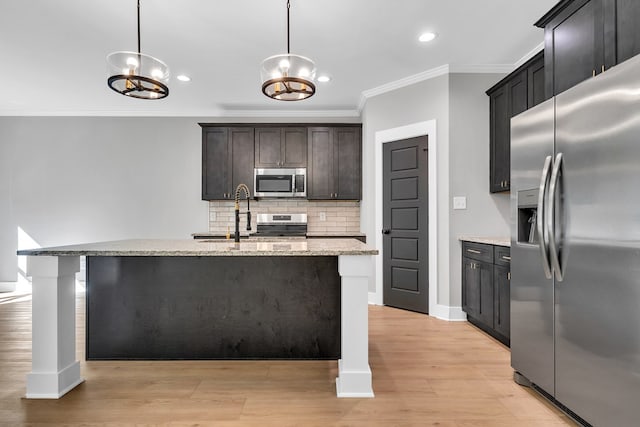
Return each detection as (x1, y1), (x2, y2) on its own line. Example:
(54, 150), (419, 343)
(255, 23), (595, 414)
(373, 120), (439, 316)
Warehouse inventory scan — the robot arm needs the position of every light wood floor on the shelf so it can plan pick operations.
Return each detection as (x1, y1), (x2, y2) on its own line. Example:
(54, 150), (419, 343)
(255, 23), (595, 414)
(0, 289), (575, 426)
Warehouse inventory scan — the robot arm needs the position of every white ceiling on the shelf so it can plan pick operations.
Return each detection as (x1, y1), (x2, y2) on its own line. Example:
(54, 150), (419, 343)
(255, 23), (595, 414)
(0, 0), (557, 117)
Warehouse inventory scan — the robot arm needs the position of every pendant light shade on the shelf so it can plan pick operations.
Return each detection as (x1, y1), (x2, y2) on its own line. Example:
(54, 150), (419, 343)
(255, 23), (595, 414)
(107, 0), (169, 99)
(261, 0), (316, 101)
(261, 54), (316, 100)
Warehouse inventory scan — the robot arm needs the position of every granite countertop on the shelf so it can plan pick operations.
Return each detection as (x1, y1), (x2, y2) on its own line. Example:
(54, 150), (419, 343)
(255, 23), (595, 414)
(459, 236), (511, 247)
(17, 238), (378, 257)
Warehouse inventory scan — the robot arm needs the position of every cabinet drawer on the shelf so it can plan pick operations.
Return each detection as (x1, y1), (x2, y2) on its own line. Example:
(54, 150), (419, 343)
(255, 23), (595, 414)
(494, 246), (511, 266)
(462, 242), (493, 263)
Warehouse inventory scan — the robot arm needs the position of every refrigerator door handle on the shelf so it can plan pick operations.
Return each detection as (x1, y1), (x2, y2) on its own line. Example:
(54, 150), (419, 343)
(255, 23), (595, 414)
(537, 155), (554, 279)
(548, 152), (564, 282)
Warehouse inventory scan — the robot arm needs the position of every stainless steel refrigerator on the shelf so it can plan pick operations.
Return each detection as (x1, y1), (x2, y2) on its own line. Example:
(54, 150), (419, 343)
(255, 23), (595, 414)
(511, 53), (640, 426)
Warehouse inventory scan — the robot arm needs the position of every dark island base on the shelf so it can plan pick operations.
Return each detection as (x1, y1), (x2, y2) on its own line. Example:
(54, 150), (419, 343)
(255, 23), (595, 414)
(86, 256), (341, 360)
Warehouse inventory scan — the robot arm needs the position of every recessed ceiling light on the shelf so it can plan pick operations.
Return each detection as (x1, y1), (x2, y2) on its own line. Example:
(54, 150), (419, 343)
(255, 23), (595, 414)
(317, 75), (331, 83)
(176, 74), (191, 82)
(419, 32), (437, 43)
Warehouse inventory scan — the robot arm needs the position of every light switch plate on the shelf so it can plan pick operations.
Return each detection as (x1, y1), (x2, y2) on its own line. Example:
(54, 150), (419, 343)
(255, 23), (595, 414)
(453, 196), (467, 210)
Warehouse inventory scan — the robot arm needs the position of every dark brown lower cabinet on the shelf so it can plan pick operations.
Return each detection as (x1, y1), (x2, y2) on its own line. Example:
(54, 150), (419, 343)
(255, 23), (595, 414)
(462, 241), (510, 346)
(462, 257), (493, 326)
(493, 264), (510, 340)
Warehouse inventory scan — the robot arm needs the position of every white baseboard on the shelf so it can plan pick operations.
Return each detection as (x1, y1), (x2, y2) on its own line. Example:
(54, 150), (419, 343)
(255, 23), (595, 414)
(0, 282), (17, 292)
(368, 293), (467, 322)
(429, 304), (467, 321)
(368, 291), (382, 305)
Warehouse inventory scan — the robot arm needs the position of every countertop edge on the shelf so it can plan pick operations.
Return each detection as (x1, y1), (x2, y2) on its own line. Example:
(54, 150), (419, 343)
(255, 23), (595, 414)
(458, 236), (511, 247)
(17, 238), (378, 257)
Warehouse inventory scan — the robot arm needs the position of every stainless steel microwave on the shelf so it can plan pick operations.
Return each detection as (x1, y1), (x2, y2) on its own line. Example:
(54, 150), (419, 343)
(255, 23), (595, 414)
(254, 168), (306, 198)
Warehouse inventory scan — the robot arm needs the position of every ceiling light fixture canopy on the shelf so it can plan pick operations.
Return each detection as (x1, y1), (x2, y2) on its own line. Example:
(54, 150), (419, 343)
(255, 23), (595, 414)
(106, 0), (169, 99)
(261, 0), (316, 101)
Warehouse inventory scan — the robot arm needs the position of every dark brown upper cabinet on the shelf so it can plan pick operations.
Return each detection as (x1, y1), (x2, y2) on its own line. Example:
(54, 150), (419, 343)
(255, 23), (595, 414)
(201, 127), (255, 200)
(201, 123), (362, 201)
(202, 127), (230, 200)
(486, 51), (545, 193)
(536, 0), (640, 98)
(307, 126), (362, 200)
(254, 127), (307, 168)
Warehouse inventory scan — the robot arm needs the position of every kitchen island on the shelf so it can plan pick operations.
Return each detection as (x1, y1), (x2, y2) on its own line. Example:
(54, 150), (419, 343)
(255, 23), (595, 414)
(18, 238), (377, 399)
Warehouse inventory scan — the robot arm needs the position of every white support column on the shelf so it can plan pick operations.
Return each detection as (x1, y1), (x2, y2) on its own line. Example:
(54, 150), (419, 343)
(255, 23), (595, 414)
(26, 256), (84, 398)
(336, 255), (374, 398)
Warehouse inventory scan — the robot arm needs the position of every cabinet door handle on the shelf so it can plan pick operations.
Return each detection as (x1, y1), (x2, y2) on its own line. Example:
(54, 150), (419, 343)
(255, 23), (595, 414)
(382, 229), (390, 235)
(508, 272), (511, 280)
(593, 69), (596, 77)
(502, 255), (511, 261)
(466, 249), (482, 254)
(602, 65), (605, 73)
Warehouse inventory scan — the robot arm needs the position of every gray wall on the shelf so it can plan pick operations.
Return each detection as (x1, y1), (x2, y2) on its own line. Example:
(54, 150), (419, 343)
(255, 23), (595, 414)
(361, 72), (510, 310)
(0, 117), (208, 281)
(0, 131), (15, 282)
(361, 74), (451, 301)
(0, 115), (359, 281)
(448, 73), (510, 306)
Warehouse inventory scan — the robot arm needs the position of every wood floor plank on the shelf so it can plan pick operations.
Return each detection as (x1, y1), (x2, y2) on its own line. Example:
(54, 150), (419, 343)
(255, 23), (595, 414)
(0, 292), (575, 426)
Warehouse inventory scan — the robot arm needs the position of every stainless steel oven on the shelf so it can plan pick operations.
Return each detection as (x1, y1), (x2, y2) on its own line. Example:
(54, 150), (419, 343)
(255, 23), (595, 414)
(254, 168), (306, 198)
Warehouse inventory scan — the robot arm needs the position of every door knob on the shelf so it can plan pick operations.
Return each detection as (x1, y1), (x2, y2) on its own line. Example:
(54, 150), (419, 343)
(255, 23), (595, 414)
(382, 229), (390, 234)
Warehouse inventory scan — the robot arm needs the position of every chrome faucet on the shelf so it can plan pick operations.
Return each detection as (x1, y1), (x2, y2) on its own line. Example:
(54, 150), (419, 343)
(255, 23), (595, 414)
(234, 184), (251, 242)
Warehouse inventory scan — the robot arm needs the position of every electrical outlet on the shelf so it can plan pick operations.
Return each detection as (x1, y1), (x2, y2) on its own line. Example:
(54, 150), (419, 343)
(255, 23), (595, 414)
(210, 211), (217, 222)
(319, 212), (326, 221)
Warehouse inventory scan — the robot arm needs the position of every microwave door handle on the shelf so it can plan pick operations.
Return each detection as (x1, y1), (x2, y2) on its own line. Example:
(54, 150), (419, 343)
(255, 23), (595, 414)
(547, 152), (564, 281)
(537, 155), (553, 279)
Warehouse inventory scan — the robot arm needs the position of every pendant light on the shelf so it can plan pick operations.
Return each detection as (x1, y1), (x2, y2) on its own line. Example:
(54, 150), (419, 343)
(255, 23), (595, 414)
(261, 0), (316, 101)
(106, 0), (169, 99)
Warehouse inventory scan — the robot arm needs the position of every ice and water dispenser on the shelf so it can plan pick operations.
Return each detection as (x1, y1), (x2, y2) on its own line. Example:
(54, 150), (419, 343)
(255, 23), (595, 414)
(517, 189), (539, 244)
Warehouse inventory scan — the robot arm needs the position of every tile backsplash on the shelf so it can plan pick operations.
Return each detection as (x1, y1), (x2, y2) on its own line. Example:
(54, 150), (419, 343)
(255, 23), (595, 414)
(208, 200), (360, 234)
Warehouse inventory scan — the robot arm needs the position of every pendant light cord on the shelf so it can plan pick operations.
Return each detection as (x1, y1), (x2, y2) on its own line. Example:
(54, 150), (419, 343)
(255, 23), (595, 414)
(137, 0), (141, 54)
(286, 0), (290, 54)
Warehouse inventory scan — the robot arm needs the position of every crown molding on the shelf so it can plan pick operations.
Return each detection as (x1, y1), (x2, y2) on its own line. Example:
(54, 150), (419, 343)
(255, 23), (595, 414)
(514, 42), (545, 68)
(361, 64), (451, 101)
(357, 62), (518, 112)
(217, 109), (361, 118)
(449, 64), (515, 73)
(0, 110), (220, 117)
(0, 109), (361, 118)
